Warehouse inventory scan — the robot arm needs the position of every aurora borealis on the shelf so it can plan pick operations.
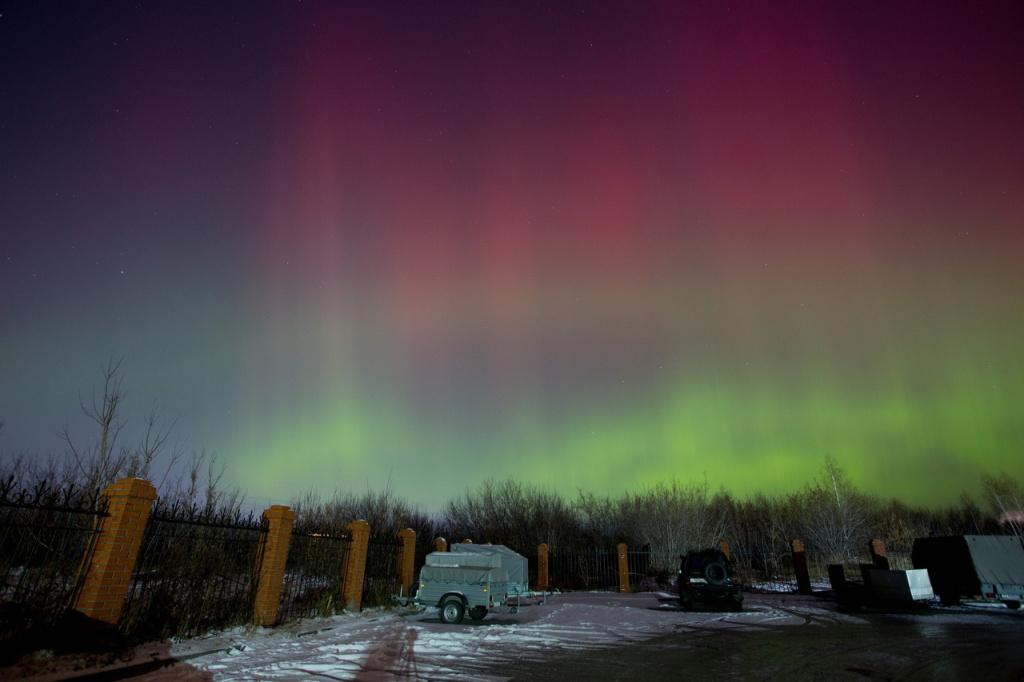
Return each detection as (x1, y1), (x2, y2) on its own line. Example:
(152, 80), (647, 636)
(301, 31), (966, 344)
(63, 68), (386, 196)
(1, 1), (1021, 509)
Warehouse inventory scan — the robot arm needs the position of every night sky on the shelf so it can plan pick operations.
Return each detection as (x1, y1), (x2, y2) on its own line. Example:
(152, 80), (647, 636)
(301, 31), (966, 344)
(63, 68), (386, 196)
(1, 1), (1021, 509)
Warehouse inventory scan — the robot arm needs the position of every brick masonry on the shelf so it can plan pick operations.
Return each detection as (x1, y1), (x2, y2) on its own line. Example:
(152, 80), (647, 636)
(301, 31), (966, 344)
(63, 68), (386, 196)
(868, 538), (890, 569)
(253, 505), (295, 627)
(397, 528), (416, 597)
(537, 543), (549, 590)
(73, 477), (157, 625)
(342, 519), (370, 610)
(617, 542), (630, 593)
(791, 538), (812, 594)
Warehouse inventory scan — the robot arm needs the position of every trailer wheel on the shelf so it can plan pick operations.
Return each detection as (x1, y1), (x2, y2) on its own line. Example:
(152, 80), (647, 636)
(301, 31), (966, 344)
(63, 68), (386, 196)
(440, 597), (465, 624)
(469, 606), (488, 620)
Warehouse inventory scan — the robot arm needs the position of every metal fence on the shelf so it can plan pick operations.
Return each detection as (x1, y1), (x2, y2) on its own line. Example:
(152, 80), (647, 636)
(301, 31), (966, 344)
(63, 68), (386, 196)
(278, 525), (350, 622)
(732, 547), (916, 593)
(363, 537), (403, 606)
(545, 543), (915, 594)
(548, 546), (619, 591)
(119, 502), (265, 640)
(732, 550), (814, 592)
(0, 480), (106, 650)
(627, 546), (673, 591)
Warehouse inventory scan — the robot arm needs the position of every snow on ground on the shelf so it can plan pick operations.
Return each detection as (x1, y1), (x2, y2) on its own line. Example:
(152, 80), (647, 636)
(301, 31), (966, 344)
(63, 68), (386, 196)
(172, 592), (864, 681)
(747, 580), (831, 593)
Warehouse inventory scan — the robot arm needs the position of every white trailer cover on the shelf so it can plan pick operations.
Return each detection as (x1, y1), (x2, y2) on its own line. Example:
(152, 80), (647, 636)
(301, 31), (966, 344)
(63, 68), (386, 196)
(450, 544), (529, 595)
(419, 564), (509, 585)
(425, 552), (502, 568)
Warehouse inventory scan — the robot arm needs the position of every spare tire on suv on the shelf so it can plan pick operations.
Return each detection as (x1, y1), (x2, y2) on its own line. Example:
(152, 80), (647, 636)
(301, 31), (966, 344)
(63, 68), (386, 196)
(678, 548), (743, 611)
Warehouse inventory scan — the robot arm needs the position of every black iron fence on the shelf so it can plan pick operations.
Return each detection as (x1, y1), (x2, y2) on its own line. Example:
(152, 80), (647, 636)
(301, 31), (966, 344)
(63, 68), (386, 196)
(119, 501), (265, 640)
(363, 536), (403, 606)
(0, 480), (106, 652)
(278, 524), (350, 622)
(730, 546), (915, 593)
(627, 546), (672, 591)
(545, 543), (915, 594)
(548, 546), (619, 590)
(731, 550), (815, 592)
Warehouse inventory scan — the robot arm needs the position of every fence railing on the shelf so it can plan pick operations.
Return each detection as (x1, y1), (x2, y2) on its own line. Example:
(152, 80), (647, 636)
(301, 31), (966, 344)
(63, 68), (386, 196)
(626, 547), (652, 585)
(0, 475), (424, 656)
(548, 546), (619, 591)
(279, 527), (351, 622)
(540, 540), (915, 595)
(364, 537), (403, 606)
(0, 481), (107, 652)
(731, 546), (915, 593)
(0, 472), (947, 655)
(119, 503), (266, 640)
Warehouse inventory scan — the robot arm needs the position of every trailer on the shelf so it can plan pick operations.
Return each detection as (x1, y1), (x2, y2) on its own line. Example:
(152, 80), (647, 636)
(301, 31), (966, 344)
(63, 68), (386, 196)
(399, 544), (546, 624)
(912, 535), (1023, 609)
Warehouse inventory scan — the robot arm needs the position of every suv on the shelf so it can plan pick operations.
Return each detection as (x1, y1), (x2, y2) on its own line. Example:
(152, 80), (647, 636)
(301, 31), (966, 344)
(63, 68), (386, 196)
(678, 549), (744, 611)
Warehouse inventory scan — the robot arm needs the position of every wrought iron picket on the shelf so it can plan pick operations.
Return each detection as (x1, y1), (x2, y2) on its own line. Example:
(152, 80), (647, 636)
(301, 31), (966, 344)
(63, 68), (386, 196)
(0, 479), (107, 649)
(363, 537), (403, 606)
(278, 523), (350, 621)
(119, 502), (265, 640)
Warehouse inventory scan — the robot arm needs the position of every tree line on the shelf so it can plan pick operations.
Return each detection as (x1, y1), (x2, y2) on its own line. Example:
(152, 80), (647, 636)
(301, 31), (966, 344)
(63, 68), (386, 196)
(2, 362), (1020, 575)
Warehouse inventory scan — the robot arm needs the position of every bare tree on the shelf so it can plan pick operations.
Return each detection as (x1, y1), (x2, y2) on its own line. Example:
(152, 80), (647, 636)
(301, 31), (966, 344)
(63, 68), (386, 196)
(60, 358), (127, 498)
(292, 479), (438, 544)
(125, 408), (178, 481)
(444, 478), (579, 554)
(573, 490), (625, 545)
(618, 479), (725, 572)
(726, 493), (795, 579)
(983, 472), (1023, 539)
(799, 456), (869, 562)
(871, 500), (930, 556)
(56, 359), (181, 504)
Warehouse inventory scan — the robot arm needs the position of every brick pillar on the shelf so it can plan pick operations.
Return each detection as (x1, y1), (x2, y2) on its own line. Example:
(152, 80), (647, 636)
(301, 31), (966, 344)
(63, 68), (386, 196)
(398, 528), (416, 597)
(791, 539), (812, 595)
(434, 537), (447, 552)
(719, 540), (731, 561)
(342, 519), (370, 610)
(868, 538), (890, 569)
(617, 542), (630, 593)
(252, 505), (295, 627)
(74, 477), (157, 624)
(537, 543), (549, 591)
